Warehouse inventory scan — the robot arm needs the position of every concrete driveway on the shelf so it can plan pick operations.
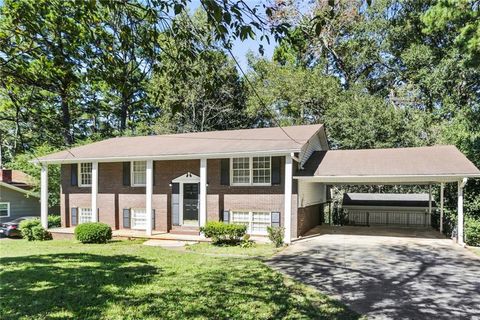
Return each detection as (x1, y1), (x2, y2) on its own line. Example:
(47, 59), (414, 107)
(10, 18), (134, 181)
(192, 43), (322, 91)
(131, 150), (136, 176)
(269, 227), (480, 320)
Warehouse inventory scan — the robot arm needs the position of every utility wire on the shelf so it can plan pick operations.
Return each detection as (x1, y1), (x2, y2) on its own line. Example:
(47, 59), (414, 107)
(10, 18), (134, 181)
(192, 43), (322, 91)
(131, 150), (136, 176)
(186, 6), (303, 146)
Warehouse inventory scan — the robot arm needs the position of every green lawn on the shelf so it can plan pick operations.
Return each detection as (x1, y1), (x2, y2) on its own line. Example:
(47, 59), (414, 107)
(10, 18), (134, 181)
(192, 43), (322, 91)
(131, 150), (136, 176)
(0, 239), (360, 320)
(185, 242), (283, 257)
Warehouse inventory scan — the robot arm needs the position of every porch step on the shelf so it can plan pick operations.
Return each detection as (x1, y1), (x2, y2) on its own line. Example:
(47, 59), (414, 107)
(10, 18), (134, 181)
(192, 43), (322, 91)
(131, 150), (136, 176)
(170, 226), (200, 235)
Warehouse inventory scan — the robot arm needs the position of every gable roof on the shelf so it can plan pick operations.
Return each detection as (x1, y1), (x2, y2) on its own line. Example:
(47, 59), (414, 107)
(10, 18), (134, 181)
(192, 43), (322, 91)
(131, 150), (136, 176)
(35, 124), (324, 163)
(296, 145), (480, 183)
(0, 169), (38, 197)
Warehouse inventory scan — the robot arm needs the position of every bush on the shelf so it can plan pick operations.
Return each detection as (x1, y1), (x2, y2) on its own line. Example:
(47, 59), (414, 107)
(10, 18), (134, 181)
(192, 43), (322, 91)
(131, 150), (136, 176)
(48, 215), (61, 228)
(267, 226), (284, 248)
(200, 221), (247, 244)
(32, 225), (52, 240)
(465, 218), (480, 247)
(19, 219), (41, 241)
(19, 219), (51, 241)
(75, 222), (112, 244)
(240, 234), (255, 248)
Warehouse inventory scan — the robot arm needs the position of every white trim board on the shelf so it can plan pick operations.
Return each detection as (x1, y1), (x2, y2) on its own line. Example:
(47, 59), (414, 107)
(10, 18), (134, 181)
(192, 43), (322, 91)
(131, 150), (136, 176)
(32, 150), (296, 164)
(0, 181), (39, 198)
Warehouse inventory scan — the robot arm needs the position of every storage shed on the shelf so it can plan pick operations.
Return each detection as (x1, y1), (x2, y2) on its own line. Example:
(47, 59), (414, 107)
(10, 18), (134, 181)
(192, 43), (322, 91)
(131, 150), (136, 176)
(342, 193), (436, 227)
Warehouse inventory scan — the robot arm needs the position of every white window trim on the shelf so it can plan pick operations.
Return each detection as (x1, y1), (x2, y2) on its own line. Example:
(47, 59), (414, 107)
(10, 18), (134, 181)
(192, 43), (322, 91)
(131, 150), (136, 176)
(230, 156), (271, 186)
(78, 162), (92, 187)
(131, 161), (147, 187)
(230, 210), (272, 235)
(0, 202), (10, 218)
(79, 207), (93, 224)
(131, 208), (147, 230)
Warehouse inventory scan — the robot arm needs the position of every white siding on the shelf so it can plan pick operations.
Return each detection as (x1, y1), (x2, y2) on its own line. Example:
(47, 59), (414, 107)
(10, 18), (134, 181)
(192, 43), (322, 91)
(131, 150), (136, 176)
(298, 181), (326, 208)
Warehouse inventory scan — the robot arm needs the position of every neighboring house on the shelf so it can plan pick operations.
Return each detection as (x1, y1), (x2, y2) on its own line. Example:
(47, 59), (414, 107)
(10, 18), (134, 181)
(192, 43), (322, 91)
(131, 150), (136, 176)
(34, 124), (480, 244)
(342, 193), (436, 227)
(0, 169), (40, 222)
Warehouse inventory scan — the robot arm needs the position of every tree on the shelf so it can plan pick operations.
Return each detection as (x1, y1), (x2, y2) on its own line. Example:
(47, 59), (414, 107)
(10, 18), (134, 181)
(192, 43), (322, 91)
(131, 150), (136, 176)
(148, 11), (251, 133)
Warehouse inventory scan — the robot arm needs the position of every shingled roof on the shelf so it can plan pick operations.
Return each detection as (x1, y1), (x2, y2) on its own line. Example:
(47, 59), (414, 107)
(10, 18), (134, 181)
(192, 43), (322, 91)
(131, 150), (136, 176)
(296, 145), (480, 183)
(36, 124), (324, 163)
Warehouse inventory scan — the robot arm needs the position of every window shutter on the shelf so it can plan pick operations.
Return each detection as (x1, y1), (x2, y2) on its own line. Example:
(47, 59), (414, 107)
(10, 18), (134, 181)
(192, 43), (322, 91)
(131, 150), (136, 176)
(123, 208), (131, 228)
(271, 211), (281, 227)
(71, 207), (78, 226)
(220, 159), (230, 185)
(223, 210), (230, 223)
(152, 209), (156, 230)
(153, 161), (156, 185)
(71, 164), (78, 186)
(172, 183), (180, 226)
(271, 157), (281, 185)
(123, 162), (131, 186)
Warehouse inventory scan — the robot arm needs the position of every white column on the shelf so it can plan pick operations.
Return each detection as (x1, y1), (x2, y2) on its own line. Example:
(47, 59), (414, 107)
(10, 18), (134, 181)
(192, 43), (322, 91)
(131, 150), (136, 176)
(428, 184), (432, 215)
(199, 158), (207, 227)
(284, 154), (293, 244)
(457, 178), (467, 245)
(440, 183), (444, 233)
(146, 160), (153, 236)
(40, 164), (49, 229)
(91, 161), (98, 222)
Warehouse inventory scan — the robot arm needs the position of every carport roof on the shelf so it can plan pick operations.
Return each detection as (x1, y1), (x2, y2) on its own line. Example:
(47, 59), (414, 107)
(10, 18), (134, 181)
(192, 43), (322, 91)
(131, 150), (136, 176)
(295, 145), (480, 184)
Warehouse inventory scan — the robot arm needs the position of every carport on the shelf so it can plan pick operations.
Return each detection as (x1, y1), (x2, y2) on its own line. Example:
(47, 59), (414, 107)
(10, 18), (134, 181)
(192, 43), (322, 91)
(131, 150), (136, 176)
(295, 145), (480, 245)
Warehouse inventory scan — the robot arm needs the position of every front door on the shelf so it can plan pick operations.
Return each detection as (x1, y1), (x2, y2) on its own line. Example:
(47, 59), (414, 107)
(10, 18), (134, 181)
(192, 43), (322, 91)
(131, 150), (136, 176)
(183, 183), (199, 226)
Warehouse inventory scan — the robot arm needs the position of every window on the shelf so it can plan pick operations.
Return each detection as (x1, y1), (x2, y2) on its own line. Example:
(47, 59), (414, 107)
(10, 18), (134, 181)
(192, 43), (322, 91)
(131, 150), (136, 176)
(79, 208), (92, 224)
(232, 157), (250, 184)
(231, 211), (272, 235)
(0, 203), (10, 217)
(131, 208), (147, 230)
(231, 156), (271, 185)
(79, 163), (92, 187)
(131, 161), (146, 186)
(253, 157), (271, 184)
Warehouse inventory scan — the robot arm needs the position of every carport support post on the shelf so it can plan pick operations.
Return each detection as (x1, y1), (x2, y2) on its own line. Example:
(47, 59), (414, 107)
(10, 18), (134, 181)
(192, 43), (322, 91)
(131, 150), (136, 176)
(40, 163), (48, 229)
(284, 154), (293, 244)
(440, 183), (444, 233)
(145, 160), (153, 236)
(457, 178), (467, 245)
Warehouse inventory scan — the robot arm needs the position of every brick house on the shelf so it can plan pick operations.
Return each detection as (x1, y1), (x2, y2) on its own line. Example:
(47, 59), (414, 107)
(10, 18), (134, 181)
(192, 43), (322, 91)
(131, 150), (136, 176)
(34, 124), (480, 244)
(35, 124), (329, 243)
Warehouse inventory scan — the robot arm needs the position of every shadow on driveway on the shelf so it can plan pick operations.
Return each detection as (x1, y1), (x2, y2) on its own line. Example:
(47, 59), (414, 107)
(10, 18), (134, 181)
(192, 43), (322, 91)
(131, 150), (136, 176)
(269, 234), (480, 319)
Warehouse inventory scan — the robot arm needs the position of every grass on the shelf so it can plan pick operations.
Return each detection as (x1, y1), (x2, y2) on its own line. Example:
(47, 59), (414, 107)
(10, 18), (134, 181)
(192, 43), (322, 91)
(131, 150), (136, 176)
(185, 242), (283, 257)
(468, 246), (480, 257)
(0, 239), (360, 320)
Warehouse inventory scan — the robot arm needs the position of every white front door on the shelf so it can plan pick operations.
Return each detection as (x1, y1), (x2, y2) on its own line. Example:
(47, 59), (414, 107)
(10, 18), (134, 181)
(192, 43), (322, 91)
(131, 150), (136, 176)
(131, 208), (147, 230)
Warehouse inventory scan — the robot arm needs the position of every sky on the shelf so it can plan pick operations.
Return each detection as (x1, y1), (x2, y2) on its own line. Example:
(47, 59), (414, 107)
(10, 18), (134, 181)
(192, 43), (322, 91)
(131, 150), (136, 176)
(186, 0), (277, 71)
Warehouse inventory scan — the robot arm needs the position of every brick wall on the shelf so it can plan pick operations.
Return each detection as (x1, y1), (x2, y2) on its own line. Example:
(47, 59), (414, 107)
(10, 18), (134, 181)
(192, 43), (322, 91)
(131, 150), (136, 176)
(61, 157), (298, 237)
(297, 203), (323, 236)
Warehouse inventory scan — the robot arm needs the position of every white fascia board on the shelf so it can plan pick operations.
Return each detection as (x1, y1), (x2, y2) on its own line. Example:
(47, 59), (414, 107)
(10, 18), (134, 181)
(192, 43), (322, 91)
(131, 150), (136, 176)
(293, 174), (480, 184)
(31, 149), (300, 165)
(0, 181), (40, 198)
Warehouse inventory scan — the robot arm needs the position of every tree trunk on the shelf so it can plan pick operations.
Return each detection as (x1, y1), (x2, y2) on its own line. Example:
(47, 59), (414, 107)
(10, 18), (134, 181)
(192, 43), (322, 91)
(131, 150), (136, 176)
(60, 90), (73, 145)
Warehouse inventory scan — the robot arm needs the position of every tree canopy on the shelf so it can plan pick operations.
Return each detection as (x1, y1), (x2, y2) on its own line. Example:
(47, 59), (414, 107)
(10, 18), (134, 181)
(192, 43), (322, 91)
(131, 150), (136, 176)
(0, 0), (479, 228)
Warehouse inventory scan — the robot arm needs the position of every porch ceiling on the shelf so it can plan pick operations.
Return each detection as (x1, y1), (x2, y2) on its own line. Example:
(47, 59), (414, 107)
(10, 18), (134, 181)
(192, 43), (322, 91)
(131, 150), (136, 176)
(294, 145), (480, 184)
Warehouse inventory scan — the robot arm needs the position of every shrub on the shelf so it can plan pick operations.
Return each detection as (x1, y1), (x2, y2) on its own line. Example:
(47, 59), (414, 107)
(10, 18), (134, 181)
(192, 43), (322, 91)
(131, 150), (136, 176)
(267, 226), (284, 248)
(48, 215), (61, 228)
(200, 221), (247, 244)
(240, 234), (255, 248)
(465, 218), (480, 247)
(19, 219), (41, 241)
(19, 219), (51, 241)
(75, 222), (112, 244)
(31, 225), (52, 241)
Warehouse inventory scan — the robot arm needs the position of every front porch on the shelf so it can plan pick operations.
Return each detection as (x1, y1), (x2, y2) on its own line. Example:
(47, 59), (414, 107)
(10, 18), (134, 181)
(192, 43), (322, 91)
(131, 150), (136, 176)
(48, 227), (209, 241)
(48, 227), (271, 243)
